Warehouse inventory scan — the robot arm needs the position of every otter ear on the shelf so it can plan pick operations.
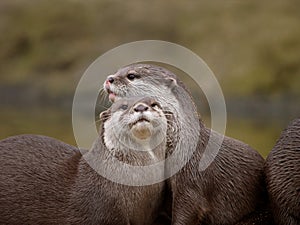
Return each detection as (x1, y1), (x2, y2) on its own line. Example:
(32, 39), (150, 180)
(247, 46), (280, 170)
(165, 77), (177, 89)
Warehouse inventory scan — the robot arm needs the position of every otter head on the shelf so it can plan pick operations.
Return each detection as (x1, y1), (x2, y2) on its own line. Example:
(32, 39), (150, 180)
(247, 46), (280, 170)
(103, 64), (200, 168)
(101, 97), (168, 152)
(103, 64), (178, 103)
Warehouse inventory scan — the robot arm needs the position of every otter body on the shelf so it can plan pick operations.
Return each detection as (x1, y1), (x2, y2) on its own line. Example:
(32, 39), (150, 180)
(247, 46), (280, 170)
(0, 97), (169, 225)
(0, 135), (82, 224)
(104, 64), (266, 225)
(171, 126), (266, 224)
(265, 118), (300, 225)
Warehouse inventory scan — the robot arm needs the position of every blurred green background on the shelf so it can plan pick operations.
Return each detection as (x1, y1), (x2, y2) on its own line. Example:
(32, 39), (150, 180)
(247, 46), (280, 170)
(0, 0), (299, 158)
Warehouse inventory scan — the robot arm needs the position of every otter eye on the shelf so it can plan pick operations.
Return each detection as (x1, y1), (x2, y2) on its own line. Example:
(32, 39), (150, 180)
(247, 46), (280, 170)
(127, 73), (136, 80)
(151, 102), (159, 108)
(120, 104), (128, 110)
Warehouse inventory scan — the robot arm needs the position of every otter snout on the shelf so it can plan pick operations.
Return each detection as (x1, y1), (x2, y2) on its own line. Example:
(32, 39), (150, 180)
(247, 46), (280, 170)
(106, 76), (114, 84)
(104, 76), (117, 102)
(131, 103), (152, 140)
(134, 103), (149, 113)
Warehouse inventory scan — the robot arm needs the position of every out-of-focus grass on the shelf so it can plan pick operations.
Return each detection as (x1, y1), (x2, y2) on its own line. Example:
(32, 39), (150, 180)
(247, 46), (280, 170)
(0, 0), (300, 98)
(0, 108), (76, 145)
(201, 115), (282, 158)
(225, 117), (282, 158)
(0, 108), (282, 159)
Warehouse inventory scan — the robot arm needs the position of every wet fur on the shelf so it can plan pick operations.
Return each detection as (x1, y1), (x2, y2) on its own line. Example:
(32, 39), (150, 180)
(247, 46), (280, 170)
(265, 118), (300, 225)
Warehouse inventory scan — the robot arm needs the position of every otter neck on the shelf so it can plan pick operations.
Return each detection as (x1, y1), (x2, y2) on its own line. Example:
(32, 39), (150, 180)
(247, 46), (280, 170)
(148, 84), (200, 174)
(103, 133), (166, 165)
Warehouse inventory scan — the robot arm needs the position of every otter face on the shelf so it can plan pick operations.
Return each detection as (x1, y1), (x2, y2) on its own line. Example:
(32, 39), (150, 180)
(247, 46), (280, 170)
(103, 64), (177, 103)
(103, 97), (168, 151)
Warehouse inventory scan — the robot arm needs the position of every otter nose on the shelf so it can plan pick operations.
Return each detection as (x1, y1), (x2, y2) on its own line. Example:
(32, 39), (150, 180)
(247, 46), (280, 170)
(107, 76), (114, 84)
(134, 104), (148, 113)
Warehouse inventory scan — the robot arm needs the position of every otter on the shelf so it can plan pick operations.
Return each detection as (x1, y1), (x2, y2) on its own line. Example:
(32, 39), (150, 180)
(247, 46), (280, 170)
(104, 64), (267, 224)
(0, 97), (171, 225)
(265, 118), (300, 225)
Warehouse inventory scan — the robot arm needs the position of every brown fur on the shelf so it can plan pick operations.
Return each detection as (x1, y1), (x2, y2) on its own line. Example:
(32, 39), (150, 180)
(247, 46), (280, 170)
(168, 124), (266, 225)
(234, 207), (274, 225)
(0, 97), (171, 225)
(265, 118), (300, 225)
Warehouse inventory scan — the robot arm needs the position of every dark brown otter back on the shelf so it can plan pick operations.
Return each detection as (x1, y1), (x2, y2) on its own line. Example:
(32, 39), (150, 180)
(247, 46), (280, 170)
(169, 124), (266, 225)
(0, 134), (168, 225)
(0, 134), (143, 225)
(234, 209), (275, 225)
(265, 118), (300, 225)
(0, 134), (81, 224)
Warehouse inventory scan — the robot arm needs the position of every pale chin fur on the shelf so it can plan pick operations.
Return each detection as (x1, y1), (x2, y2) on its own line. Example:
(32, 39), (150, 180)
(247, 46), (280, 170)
(103, 110), (167, 160)
(129, 112), (157, 142)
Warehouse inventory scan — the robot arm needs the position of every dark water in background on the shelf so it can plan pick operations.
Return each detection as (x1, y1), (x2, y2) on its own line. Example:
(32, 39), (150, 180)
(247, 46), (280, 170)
(0, 107), (284, 158)
(1, 87), (298, 158)
(1, 83), (299, 158)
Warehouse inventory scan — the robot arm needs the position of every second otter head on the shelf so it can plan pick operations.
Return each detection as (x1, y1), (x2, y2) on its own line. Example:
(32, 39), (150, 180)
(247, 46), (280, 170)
(101, 97), (168, 152)
(103, 64), (178, 103)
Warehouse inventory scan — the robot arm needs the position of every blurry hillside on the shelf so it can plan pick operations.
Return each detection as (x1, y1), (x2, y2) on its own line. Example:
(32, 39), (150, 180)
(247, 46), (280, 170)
(0, 0), (299, 156)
